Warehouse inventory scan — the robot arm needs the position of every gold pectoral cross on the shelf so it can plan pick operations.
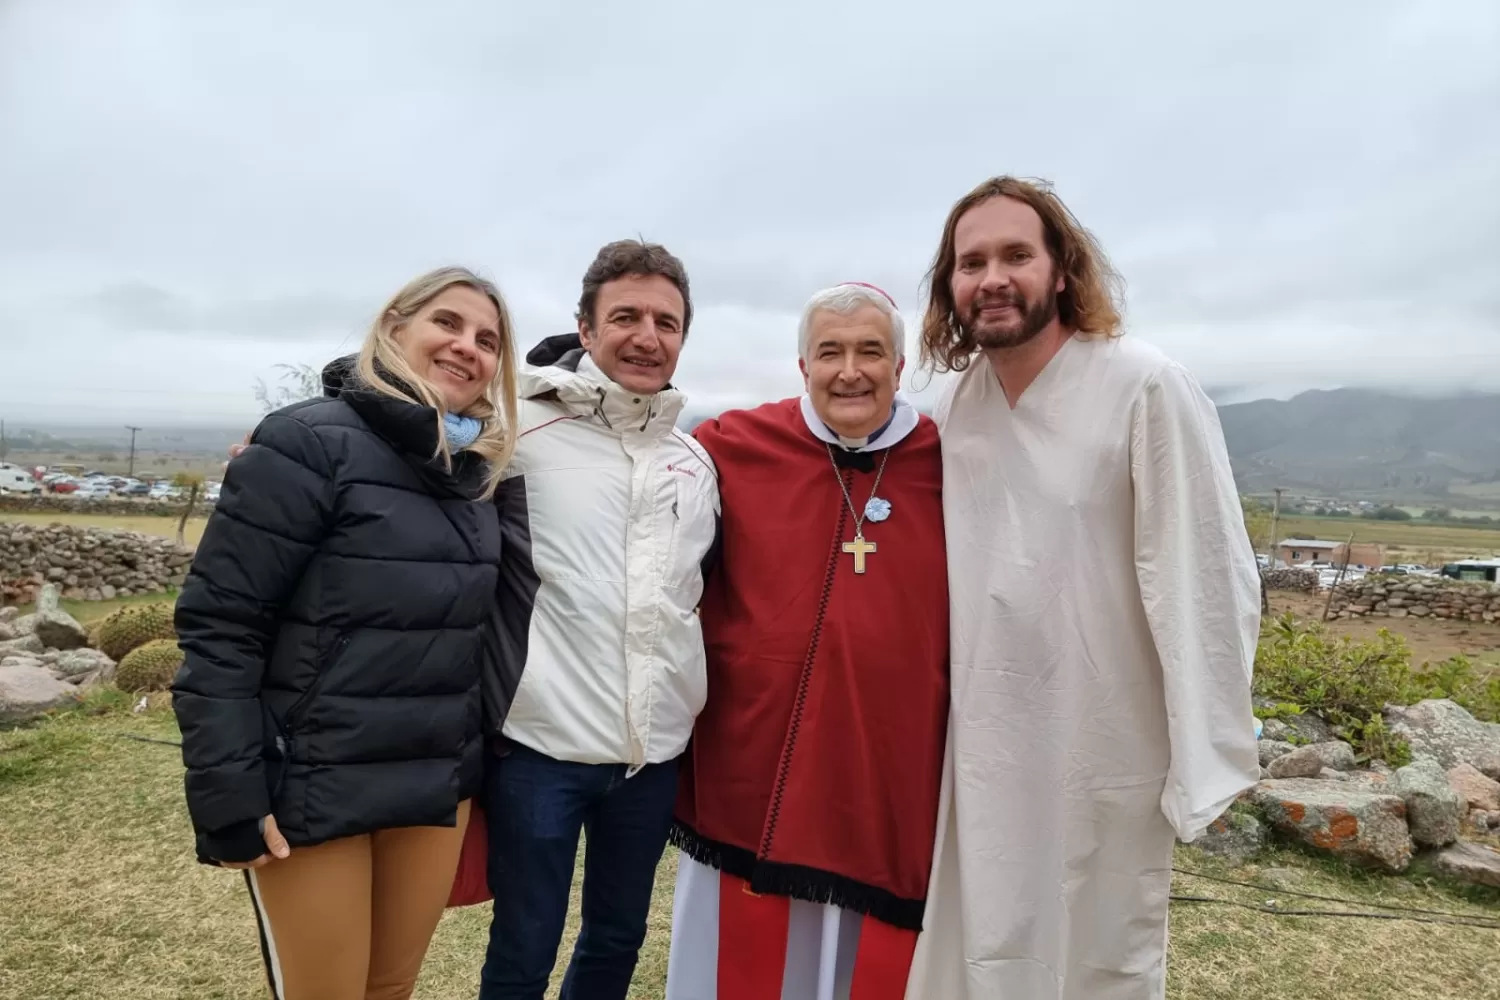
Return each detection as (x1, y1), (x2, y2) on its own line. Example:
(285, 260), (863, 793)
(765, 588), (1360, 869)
(842, 533), (876, 574)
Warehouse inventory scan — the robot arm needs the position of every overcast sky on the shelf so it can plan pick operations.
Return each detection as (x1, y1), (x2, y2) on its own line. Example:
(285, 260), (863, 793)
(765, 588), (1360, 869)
(2, 0), (1497, 428)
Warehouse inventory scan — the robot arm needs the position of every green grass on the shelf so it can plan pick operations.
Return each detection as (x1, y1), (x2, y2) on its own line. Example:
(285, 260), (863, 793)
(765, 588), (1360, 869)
(0, 511), (208, 548)
(7, 590), (179, 627)
(3, 702), (1499, 999)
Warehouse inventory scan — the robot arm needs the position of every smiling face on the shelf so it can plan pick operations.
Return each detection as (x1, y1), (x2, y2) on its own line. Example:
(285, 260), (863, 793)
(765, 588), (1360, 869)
(799, 304), (904, 439)
(950, 195), (1066, 352)
(390, 284), (502, 412)
(578, 274), (685, 395)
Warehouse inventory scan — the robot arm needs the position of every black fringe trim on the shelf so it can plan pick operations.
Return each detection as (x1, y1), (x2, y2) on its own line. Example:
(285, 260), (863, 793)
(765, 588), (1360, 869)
(670, 821), (927, 932)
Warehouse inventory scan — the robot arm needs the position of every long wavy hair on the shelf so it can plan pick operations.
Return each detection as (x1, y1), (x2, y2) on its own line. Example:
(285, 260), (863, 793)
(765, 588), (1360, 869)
(919, 176), (1126, 374)
(356, 266), (519, 500)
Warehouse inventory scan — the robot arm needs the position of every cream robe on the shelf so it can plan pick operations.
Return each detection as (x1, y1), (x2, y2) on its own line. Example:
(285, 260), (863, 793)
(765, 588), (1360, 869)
(905, 334), (1261, 1000)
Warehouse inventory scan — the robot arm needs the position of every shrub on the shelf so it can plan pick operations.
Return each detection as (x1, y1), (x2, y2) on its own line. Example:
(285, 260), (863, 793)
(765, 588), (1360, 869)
(1253, 614), (1500, 761)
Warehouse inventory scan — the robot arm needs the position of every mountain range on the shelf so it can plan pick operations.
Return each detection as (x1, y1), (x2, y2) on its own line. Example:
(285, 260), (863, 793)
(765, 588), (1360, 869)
(1214, 389), (1500, 506)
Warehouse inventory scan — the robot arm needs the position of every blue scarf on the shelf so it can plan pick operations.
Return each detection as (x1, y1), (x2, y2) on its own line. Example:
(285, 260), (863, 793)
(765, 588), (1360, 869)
(444, 412), (483, 449)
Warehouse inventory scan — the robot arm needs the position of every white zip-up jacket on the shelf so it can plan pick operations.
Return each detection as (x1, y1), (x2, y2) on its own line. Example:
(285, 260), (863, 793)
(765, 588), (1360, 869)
(490, 334), (720, 771)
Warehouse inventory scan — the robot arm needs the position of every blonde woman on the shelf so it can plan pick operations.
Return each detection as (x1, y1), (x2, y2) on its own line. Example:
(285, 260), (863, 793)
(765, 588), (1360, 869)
(172, 267), (519, 1000)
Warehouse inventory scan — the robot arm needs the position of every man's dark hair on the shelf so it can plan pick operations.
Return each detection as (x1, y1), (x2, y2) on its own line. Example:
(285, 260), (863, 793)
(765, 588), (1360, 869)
(576, 239), (693, 335)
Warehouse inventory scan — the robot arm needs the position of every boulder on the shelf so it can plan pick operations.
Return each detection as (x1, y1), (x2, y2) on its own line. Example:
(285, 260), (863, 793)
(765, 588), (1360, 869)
(1252, 778), (1414, 872)
(1307, 741), (1358, 772)
(1281, 712), (1336, 745)
(1446, 763), (1500, 813)
(1191, 808), (1267, 863)
(14, 583), (90, 651)
(1393, 757), (1464, 847)
(1432, 841), (1500, 889)
(1267, 745), (1326, 779)
(49, 647), (116, 682)
(0, 634), (45, 657)
(1472, 750), (1500, 783)
(1386, 699), (1500, 773)
(1258, 739), (1298, 767)
(0, 621), (14, 641)
(0, 665), (79, 725)
(0, 606), (19, 624)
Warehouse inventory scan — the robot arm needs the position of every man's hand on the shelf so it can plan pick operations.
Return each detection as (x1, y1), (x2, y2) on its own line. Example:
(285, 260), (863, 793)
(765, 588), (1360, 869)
(220, 814), (291, 870)
(228, 431), (251, 460)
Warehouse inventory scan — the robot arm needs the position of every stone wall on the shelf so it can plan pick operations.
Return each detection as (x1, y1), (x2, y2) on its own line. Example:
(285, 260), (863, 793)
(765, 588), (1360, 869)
(0, 494), (195, 519)
(0, 523), (193, 605)
(1262, 568), (1320, 591)
(1328, 575), (1500, 623)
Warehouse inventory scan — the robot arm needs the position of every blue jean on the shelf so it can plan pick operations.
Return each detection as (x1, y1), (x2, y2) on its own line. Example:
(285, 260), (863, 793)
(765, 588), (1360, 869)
(478, 740), (681, 1000)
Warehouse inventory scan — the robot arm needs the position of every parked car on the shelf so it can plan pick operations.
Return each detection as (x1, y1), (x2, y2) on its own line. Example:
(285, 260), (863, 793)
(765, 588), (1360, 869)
(0, 465), (40, 494)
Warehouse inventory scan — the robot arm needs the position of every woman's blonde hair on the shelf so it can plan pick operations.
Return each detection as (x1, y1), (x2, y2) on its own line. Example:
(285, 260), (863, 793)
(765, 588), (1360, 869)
(356, 266), (519, 500)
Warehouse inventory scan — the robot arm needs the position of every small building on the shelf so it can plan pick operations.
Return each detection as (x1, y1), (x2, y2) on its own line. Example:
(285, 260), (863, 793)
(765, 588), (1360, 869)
(1275, 538), (1385, 569)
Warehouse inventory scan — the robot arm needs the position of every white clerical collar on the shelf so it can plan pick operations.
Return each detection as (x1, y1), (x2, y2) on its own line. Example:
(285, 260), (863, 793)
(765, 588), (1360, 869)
(799, 393), (920, 453)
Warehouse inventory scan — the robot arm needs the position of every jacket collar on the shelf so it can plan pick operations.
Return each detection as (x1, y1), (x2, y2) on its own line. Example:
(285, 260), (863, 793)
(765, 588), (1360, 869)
(799, 392), (920, 453)
(320, 355), (483, 493)
(519, 333), (686, 433)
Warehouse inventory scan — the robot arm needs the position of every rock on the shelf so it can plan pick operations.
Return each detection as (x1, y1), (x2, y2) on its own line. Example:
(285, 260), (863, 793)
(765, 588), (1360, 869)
(1281, 713), (1335, 745)
(1252, 778), (1414, 872)
(0, 634), (45, 657)
(1318, 768), (1351, 782)
(1393, 757), (1465, 847)
(0, 606), (19, 624)
(1473, 750), (1500, 783)
(1446, 763), (1500, 813)
(1307, 741), (1358, 772)
(1192, 808), (1267, 862)
(1260, 718), (1292, 742)
(0, 621), (13, 641)
(1432, 841), (1500, 889)
(49, 647), (115, 682)
(12, 584), (90, 651)
(0, 665), (80, 725)
(1268, 745), (1327, 779)
(1386, 699), (1500, 772)
(0, 654), (43, 670)
(1258, 739), (1297, 767)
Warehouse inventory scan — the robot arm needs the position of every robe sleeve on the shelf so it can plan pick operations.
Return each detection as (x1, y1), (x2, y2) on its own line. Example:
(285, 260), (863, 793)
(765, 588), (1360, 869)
(1130, 363), (1262, 842)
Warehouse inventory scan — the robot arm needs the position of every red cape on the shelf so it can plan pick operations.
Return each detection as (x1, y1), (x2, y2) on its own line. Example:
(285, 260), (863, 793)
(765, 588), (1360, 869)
(673, 398), (949, 931)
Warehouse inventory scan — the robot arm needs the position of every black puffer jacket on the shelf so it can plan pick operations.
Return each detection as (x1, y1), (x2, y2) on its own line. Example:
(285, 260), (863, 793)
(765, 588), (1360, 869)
(172, 360), (502, 865)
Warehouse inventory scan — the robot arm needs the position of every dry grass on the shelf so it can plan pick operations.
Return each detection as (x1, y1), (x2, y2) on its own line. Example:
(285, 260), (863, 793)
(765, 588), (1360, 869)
(0, 511), (209, 549)
(1274, 514), (1500, 563)
(3, 698), (1499, 1000)
(1269, 590), (1500, 679)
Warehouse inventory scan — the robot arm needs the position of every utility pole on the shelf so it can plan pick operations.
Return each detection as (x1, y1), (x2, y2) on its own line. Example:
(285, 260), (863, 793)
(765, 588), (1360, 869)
(1267, 487), (1284, 568)
(125, 425), (142, 478)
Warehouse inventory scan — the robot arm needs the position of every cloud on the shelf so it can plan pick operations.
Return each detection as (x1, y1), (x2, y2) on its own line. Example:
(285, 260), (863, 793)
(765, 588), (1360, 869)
(1, 0), (1498, 426)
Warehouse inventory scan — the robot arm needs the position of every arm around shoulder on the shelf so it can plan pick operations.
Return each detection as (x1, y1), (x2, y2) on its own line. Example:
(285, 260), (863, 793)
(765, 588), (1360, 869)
(172, 411), (335, 863)
(1130, 364), (1261, 841)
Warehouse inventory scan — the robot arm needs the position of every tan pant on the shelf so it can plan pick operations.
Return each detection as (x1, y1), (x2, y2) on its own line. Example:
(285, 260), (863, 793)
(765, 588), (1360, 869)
(245, 800), (471, 1000)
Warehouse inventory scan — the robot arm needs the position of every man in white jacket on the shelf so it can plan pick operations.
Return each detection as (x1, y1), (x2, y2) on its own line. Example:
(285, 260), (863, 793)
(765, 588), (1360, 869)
(479, 240), (721, 1000)
(904, 177), (1261, 1000)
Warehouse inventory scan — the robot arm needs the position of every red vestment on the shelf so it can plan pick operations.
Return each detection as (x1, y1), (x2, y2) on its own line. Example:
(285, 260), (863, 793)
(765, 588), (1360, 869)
(672, 397), (949, 933)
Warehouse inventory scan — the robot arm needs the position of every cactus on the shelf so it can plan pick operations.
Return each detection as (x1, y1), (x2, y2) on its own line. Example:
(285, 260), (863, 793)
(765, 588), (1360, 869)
(115, 638), (185, 692)
(95, 603), (176, 661)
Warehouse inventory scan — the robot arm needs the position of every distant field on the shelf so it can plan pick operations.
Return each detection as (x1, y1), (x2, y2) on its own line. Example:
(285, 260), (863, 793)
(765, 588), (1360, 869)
(0, 511), (208, 548)
(1450, 481), (1500, 501)
(1273, 514), (1500, 563)
(5, 449), (229, 481)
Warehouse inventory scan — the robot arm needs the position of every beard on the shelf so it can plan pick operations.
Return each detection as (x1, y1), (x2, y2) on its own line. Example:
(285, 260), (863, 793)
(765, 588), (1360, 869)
(962, 282), (1059, 351)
